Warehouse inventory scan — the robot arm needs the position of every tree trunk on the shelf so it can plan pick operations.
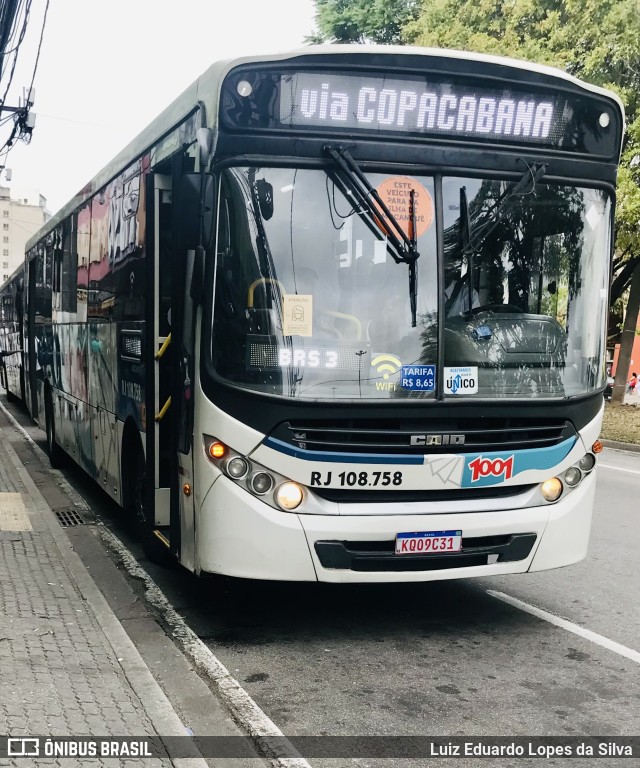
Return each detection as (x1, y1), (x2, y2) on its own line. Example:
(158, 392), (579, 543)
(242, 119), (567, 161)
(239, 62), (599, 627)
(612, 263), (640, 403)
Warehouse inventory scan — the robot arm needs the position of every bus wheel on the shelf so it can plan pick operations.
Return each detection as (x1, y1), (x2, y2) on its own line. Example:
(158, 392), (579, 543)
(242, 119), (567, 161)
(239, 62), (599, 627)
(45, 391), (65, 469)
(127, 445), (173, 567)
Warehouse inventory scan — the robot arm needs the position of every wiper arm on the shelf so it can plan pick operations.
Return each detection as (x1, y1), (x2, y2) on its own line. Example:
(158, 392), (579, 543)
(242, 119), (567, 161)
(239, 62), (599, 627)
(467, 162), (547, 254)
(325, 145), (421, 326)
(248, 167), (273, 276)
(459, 185), (475, 317)
(408, 187), (419, 327)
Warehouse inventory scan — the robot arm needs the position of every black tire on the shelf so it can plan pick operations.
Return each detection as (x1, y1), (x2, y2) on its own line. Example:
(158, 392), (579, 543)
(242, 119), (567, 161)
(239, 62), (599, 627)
(45, 391), (66, 469)
(125, 444), (173, 566)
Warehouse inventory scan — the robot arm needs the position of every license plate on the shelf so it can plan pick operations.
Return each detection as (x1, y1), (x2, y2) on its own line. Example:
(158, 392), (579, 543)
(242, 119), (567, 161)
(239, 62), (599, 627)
(395, 530), (463, 555)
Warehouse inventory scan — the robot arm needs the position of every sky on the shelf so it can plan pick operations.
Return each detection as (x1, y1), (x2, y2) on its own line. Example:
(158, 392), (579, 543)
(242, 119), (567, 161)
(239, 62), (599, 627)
(1, 0), (318, 214)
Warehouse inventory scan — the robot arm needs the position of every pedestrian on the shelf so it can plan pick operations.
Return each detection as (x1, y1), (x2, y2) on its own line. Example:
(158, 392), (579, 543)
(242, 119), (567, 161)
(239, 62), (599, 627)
(628, 372), (638, 393)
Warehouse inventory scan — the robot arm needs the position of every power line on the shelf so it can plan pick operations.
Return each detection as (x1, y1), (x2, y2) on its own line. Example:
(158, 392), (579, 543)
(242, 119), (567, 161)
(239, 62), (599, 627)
(25, 0), (47, 107)
(0, 0), (49, 160)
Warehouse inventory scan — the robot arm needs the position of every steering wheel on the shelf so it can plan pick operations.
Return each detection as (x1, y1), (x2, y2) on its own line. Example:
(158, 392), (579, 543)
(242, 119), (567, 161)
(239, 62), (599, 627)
(470, 303), (524, 315)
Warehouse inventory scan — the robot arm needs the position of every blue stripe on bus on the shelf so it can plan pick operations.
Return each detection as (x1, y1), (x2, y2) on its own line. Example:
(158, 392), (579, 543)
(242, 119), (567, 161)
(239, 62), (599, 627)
(262, 436), (424, 465)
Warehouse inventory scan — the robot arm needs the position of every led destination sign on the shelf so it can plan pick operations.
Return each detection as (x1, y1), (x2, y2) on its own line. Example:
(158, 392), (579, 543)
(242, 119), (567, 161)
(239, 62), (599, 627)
(221, 66), (619, 155)
(279, 73), (565, 144)
(248, 337), (370, 371)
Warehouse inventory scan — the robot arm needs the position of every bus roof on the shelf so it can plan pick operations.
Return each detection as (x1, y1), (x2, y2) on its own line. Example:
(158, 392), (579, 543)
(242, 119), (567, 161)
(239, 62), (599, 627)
(27, 44), (624, 253)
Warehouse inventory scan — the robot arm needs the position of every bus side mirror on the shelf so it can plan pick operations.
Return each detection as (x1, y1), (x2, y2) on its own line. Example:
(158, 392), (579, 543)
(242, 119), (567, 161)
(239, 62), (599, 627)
(256, 179), (273, 220)
(177, 173), (215, 251)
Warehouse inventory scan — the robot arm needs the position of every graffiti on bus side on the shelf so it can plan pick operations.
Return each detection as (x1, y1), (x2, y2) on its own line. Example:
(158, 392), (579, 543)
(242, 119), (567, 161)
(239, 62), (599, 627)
(108, 160), (143, 267)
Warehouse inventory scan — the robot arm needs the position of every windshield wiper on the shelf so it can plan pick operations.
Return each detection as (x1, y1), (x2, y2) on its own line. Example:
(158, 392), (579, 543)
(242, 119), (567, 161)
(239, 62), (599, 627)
(458, 185), (475, 317)
(324, 145), (421, 327)
(464, 162), (547, 256)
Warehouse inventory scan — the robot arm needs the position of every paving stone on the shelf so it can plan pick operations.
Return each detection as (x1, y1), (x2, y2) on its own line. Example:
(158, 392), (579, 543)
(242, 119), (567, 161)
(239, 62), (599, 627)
(0, 416), (169, 767)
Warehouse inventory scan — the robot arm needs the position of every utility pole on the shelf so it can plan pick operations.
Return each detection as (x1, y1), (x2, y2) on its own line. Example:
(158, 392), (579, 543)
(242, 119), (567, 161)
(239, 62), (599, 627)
(0, 0), (21, 77)
(612, 156), (640, 403)
(0, 87), (36, 145)
(612, 263), (640, 403)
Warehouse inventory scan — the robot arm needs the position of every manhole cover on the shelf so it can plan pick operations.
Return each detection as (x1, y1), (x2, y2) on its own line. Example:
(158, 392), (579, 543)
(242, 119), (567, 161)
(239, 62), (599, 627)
(55, 509), (86, 527)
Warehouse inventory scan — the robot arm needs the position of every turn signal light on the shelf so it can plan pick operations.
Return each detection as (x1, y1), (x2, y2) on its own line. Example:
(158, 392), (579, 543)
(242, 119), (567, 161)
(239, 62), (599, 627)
(208, 441), (226, 460)
(591, 440), (603, 454)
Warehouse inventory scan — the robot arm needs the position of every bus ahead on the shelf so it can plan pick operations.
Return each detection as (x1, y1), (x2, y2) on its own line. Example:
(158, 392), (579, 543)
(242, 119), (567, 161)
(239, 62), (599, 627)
(16, 45), (623, 581)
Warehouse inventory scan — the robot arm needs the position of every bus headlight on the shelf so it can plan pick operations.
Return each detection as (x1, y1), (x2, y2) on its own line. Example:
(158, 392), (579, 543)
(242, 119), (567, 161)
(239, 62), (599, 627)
(250, 472), (274, 495)
(563, 466), (582, 487)
(203, 435), (304, 511)
(578, 453), (596, 472)
(226, 456), (249, 479)
(276, 482), (304, 510)
(541, 477), (563, 502)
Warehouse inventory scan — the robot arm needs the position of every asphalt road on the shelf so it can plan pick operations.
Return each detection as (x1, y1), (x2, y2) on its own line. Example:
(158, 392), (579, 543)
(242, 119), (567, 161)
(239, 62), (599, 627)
(5, 398), (639, 767)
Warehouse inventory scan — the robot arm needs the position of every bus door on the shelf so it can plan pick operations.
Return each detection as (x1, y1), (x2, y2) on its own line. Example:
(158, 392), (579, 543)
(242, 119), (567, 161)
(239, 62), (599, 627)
(173, 226), (198, 571)
(26, 256), (38, 419)
(150, 172), (197, 566)
(149, 174), (174, 546)
(169, 169), (213, 571)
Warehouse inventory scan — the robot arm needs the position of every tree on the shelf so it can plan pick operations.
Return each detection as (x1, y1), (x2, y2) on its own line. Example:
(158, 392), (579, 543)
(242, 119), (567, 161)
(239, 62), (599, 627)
(308, 0), (420, 44)
(405, 0), (640, 302)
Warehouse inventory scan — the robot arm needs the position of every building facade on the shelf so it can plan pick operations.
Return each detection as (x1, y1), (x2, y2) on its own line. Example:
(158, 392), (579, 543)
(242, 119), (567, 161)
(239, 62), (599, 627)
(0, 187), (50, 283)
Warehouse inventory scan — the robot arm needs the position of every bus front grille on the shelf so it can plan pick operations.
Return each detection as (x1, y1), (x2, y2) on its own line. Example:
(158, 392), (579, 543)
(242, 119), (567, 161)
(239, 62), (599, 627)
(276, 417), (574, 455)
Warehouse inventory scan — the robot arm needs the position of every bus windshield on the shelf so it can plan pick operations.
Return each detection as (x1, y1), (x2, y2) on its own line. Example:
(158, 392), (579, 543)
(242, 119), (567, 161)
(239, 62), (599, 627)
(209, 166), (611, 401)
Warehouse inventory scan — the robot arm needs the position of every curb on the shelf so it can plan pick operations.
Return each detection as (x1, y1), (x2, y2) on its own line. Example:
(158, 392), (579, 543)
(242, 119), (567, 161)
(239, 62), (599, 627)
(0, 398), (311, 768)
(600, 439), (640, 454)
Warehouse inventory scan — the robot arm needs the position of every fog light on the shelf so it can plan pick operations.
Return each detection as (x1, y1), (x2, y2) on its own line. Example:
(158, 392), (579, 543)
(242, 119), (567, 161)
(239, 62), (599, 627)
(250, 472), (274, 495)
(541, 477), (563, 502)
(276, 482), (303, 510)
(564, 466), (581, 487)
(578, 453), (596, 472)
(226, 457), (249, 479)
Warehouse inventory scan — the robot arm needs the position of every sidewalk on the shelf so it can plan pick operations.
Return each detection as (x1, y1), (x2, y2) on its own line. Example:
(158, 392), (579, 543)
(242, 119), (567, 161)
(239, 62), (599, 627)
(0, 408), (206, 767)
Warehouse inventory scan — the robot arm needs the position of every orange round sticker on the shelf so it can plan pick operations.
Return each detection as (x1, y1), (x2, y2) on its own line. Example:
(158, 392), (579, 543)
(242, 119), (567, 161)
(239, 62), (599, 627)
(375, 177), (434, 239)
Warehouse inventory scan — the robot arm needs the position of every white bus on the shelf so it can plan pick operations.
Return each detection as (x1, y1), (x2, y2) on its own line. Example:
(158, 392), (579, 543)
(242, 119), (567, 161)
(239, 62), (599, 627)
(16, 45), (624, 581)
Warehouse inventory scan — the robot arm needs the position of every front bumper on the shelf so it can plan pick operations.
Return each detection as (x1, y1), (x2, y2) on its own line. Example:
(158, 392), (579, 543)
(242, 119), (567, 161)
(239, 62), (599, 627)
(196, 472), (595, 582)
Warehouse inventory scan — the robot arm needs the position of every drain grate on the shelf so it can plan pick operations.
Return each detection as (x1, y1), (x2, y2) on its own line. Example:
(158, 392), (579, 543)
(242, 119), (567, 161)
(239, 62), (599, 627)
(55, 509), (86, 527)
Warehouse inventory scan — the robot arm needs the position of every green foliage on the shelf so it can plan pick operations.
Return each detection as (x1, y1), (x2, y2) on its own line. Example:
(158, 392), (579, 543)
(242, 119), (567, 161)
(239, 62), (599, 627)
(406, 0), (640, 92)
(405, 0), (640, 305)
(310, 0), (640, 306)
(309, 0), (420, 44)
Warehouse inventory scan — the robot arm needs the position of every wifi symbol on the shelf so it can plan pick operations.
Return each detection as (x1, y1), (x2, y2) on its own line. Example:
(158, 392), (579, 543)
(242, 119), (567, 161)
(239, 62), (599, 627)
(371, 354), (402, 380)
